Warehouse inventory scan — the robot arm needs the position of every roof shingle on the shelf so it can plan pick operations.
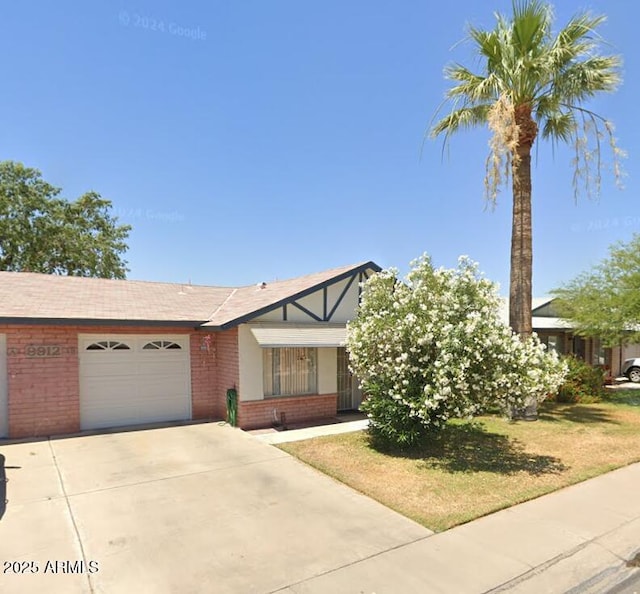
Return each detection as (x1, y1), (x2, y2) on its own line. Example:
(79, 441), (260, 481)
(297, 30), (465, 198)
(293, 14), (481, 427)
(0, 261), (378, 328)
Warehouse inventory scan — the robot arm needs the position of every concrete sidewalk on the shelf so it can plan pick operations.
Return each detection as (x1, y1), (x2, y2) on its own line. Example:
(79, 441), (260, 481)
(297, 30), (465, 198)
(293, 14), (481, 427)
(254, 418), (369, 444)
(276, 461), (640, 593)
(258, 419), (640, 593)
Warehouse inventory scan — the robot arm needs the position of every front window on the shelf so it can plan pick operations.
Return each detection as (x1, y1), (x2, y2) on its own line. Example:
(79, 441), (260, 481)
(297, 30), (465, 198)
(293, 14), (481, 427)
(540, 334), (562, 355)
(592, 338), (606, 366)
(546, 335), (560, 354)
(263, 347), (318, 397)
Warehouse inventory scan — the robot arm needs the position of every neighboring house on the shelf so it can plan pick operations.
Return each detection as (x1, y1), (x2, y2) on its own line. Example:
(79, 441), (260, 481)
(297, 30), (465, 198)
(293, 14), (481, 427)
(0, 262), (380, 439)
(502, 297), (638, 378)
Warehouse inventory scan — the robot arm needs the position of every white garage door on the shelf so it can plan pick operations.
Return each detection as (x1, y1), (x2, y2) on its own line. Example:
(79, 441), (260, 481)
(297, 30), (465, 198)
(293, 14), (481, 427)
(0, 334), (7, 438)
(79, 335), (191, 431)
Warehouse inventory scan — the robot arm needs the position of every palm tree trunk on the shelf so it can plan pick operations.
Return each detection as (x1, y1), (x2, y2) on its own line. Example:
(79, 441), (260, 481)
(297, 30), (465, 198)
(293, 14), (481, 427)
(510, 105), (536, 419)
(509, 151), (533, 336)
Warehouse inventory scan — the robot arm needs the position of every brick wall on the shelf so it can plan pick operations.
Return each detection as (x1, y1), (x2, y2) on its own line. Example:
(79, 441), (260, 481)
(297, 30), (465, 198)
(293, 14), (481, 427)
(237, 393), (338, 430)
(0, 324), (220, 439)
(190, 329), (240, 422)
(215, 328), (239, 421)
(190, 332), (217, 420)
(0, 322), (337, 438)
(1, 325), (80, 438)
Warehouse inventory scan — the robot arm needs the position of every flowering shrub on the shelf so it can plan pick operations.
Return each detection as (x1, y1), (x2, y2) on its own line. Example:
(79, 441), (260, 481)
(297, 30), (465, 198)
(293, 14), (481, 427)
(552, 355), (605, 403)
(346, 255), (567, 449)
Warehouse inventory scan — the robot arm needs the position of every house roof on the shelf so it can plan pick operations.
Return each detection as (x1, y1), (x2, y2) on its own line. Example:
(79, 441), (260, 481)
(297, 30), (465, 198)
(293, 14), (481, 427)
(498, 297), (573, 330)
(0, 261), (379, 328)
(532, 297), (554, 312)
(205, 262), (380, 328)
(531, 316), (572, 330)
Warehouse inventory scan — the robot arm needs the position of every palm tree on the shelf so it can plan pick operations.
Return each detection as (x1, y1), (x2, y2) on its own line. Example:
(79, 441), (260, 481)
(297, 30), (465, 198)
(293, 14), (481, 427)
(431, 0), (622, 338)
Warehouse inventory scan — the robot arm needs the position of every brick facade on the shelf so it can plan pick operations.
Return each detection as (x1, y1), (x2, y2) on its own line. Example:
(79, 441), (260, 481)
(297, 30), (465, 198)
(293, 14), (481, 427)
(190, 332), (217, 420)
(215, 328), (240, 421)
(0, 324), (225, 439)
(1, 325), (81, 438)
(190, 327), (239, 422)
(237, 393), (338, 430)
(1, 324), (336, 438)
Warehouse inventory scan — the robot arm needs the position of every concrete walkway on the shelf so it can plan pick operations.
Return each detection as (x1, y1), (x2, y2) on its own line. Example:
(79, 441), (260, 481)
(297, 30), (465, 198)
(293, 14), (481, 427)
(254, 418), (368, 444)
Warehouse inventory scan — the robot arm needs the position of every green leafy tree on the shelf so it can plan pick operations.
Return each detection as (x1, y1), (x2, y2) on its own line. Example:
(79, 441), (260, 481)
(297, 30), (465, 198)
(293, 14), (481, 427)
(552, 233), (640, 347)
(430, 0), (622, 338)
(0, 161), (131, 278)
(347, 255), (566, 449)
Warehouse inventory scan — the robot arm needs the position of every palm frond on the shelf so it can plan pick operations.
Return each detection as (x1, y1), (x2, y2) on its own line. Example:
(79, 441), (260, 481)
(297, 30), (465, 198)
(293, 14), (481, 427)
(469, 26), (503, 71)
(548, 13), (607, 71)
(444, 65), (502, 102)
(430, 104), (491, 138)
(428, 0), (623, 199)
(511, 0), (551, 56)
(540, 110), (576, 142)
(552, 56), (622, 103)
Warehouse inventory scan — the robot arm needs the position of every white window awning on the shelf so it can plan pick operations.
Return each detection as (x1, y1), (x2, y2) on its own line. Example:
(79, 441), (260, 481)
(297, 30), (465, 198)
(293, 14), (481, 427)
(250, 324), (347, 348)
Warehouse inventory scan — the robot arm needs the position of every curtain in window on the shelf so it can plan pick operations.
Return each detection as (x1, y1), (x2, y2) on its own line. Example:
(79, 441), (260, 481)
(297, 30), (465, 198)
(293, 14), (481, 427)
(263, 348), (317, 397)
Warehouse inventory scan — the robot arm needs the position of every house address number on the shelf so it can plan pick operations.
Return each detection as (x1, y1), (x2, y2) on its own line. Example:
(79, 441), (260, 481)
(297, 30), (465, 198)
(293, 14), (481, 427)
(26, 345), (62, 358)
(6, 345), (77, 358)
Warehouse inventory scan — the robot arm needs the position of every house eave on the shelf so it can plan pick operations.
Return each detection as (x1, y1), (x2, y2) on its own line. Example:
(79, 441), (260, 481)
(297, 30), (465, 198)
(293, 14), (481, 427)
(0, 317), (207, 328)
(209, 261), (382, 330)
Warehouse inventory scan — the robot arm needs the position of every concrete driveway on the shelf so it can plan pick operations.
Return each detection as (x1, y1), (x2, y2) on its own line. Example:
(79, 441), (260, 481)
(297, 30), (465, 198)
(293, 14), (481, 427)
(0, 422), (429, 594)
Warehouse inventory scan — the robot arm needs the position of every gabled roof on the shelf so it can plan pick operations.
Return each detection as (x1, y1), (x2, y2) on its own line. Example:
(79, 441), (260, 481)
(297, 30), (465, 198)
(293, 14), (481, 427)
(0, 261), (380, 328)
(532, 297), (554, 312)
(498, 297), (572, 330)
(205, 261), (380, 328)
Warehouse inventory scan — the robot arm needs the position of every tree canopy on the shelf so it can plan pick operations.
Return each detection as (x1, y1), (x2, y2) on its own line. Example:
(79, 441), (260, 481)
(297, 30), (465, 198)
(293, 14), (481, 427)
(552, 234), (640, 347)
(430, 0), (622, 338)
(0, 161), (131, 278)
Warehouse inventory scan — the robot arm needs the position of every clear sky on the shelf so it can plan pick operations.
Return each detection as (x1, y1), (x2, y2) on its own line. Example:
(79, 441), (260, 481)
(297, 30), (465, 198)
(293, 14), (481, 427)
(2, 1), (637, 295)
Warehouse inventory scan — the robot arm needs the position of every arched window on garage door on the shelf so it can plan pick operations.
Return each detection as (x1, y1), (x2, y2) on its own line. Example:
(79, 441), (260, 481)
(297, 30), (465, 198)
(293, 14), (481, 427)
(142, 340), (183, 350)
(85, 340), (131, 351)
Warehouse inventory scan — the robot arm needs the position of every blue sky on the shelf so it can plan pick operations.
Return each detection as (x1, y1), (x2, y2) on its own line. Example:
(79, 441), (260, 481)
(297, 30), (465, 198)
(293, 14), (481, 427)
(2, 1), (637, 294)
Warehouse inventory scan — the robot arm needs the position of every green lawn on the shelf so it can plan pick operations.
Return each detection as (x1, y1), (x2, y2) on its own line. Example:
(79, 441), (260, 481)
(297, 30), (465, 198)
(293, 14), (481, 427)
(279, 391), (640, 532)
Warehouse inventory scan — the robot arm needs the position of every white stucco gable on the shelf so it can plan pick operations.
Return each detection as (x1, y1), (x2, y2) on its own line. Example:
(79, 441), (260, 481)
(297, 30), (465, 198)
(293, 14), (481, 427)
(237, 264), (378, 402)
(251, 265), (377, 324)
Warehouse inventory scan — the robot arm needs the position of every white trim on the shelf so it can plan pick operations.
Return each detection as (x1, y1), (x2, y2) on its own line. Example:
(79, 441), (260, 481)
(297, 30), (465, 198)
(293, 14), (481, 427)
(250, 323), (346, 348)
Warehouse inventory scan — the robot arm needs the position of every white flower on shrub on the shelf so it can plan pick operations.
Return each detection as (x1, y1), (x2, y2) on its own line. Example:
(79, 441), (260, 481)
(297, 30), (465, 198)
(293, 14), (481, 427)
(346, 254), (568, 434)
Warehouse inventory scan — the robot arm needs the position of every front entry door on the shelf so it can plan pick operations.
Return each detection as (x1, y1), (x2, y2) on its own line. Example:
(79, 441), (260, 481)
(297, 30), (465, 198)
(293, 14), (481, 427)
(337, 348), (362, 411)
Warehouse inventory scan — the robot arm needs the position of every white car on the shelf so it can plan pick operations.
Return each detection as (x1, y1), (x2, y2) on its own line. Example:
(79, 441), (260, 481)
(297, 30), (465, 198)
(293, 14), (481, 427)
(621, 358), (640, 383)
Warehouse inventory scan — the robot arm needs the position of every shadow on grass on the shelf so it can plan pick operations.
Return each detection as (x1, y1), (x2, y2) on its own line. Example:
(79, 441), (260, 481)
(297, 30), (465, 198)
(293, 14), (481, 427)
(602, 390), (640, 407)
(373, 423), (567, 476)
(537, 403), (619, 425)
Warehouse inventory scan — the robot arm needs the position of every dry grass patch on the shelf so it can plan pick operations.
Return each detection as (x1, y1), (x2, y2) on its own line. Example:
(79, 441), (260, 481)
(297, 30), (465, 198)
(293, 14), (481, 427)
(278, 396), (640, 532)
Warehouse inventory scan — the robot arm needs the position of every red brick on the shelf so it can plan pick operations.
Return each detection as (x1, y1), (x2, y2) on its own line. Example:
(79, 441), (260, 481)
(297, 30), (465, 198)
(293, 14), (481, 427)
(237, 394), (338, 430)
(1, 323), (338, 439)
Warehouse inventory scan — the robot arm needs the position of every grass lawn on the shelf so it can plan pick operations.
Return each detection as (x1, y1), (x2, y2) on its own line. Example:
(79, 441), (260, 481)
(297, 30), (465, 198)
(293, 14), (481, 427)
(278, 390), (640, 532)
